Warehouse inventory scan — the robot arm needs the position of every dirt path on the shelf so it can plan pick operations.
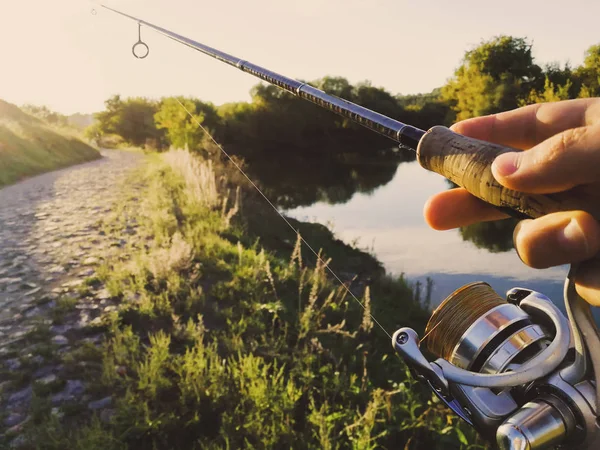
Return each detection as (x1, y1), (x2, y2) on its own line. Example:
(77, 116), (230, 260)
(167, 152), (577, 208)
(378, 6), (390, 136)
(0, 150), (145, 439)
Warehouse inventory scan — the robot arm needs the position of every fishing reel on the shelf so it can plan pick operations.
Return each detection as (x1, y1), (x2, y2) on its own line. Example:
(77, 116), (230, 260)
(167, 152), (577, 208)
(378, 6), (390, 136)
(393, 272), (600, 450)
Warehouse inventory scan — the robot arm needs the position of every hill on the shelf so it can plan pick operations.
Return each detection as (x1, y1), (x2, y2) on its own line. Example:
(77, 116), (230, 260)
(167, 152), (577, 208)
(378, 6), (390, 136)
(0, 100), (100, 187)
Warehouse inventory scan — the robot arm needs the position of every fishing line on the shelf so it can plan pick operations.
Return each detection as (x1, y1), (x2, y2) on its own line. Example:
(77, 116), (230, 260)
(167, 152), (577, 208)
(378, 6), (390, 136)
(174, 99), (393, 340)
(90, 3), (395, 340)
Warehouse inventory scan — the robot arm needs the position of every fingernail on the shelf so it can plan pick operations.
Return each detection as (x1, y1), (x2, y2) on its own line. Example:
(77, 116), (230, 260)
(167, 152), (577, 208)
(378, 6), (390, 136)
(560, 219), (589, 254)
(493, 153), (520, 178)
(512, 219), (531, 264)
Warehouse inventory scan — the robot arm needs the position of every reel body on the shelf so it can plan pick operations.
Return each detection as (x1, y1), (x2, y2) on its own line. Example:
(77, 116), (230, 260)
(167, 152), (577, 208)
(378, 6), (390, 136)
(393, 282), (599, 450)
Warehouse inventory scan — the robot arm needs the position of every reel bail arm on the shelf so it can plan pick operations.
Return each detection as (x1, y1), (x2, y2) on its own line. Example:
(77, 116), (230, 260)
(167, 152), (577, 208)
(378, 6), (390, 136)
(393, 282), (600, 450)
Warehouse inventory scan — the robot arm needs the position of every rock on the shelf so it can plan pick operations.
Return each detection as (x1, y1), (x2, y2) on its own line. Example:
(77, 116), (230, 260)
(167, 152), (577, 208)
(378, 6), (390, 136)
(23, 287), (42, 297)
(83, 257), (99, 266)
(7, 386), (32, 406)
(4, 413), (26, 428)
(51, 407), (64, 419)
(79, 268), (95, 277)
(5, 358), (21, 371)
(50, 324), (72, 335)
(83, 334), (103, 344)
(33, 365), (55, 379)
(24, 307), (43, 318)
(37, 374), (57, 385)
(90, 317), (103, 326)
(0, 277), (22, 285)
(51, 379), (86, 405)
(52, 335), (69, 346)
(49, 265), (66, 274)
(88, 396), (112, 410)
(62, 279), (83, 289)
(96, 288), (111, 300)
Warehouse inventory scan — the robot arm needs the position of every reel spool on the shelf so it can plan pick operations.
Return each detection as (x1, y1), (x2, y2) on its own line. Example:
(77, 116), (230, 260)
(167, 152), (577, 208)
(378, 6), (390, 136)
(393, 282), (600, 450)
(425, 282), (549, 374)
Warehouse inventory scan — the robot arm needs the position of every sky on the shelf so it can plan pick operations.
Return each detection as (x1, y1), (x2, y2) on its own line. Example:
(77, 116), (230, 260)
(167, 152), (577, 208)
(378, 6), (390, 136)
(1, 0), (599, 115)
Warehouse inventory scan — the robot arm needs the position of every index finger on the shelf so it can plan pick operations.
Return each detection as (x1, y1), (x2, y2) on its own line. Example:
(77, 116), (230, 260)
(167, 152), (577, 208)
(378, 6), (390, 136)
(450, 98), (600, 150)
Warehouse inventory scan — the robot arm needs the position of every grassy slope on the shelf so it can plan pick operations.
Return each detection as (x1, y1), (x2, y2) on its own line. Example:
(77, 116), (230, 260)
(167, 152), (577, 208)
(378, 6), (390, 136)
(11, 149), (481, 449)
(0, 100), (100, 187)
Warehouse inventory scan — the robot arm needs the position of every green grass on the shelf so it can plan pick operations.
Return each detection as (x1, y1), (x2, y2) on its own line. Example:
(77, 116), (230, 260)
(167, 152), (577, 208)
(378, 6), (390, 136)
(13, 149), (484, 450)
(0, 100), (100, 187)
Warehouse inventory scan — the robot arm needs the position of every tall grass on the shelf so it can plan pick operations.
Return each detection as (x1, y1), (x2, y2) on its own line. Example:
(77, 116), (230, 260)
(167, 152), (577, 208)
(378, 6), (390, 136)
(18, 149), (483, 449)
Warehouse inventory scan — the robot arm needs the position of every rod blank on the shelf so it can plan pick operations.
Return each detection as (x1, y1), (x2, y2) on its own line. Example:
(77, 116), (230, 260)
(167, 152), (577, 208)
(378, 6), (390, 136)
(100, 4), (425, 150)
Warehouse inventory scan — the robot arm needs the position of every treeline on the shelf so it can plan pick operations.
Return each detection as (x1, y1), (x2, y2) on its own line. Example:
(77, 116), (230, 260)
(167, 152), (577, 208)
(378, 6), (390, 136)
(84, 80), (448, 156)
(87, 36), (600, 155)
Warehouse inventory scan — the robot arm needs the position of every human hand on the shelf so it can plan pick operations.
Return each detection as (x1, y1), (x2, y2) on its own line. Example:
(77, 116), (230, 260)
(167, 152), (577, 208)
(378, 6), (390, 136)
(423, 98), (600, 305)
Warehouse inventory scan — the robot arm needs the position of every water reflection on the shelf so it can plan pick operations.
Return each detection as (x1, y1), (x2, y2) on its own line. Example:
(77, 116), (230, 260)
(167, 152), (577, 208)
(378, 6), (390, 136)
(284, 160), (576, 315)
(243, 146), (413, 209)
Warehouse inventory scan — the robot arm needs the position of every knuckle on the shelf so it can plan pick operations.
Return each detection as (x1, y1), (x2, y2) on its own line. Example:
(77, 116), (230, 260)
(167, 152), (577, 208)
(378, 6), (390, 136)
(572, 211), (600, 256)
(546, 128), (587, 164)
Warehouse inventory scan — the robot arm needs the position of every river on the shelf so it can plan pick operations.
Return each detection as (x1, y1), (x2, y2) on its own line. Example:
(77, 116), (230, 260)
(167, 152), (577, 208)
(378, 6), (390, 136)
(284, 158), (589, 320)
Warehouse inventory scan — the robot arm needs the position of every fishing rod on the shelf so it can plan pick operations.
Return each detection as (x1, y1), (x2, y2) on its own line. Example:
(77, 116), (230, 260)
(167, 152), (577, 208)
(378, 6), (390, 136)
(98, 5), (600, 449)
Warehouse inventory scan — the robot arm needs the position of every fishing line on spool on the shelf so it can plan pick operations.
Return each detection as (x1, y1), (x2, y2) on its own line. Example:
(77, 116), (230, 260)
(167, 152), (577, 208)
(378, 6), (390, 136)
(174, 99), (393, 340)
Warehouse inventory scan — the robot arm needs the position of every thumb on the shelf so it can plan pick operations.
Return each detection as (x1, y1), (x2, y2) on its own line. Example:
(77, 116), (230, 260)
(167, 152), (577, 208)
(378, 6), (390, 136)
(575, 257), (600, 307)
(491, 125), (600, 194)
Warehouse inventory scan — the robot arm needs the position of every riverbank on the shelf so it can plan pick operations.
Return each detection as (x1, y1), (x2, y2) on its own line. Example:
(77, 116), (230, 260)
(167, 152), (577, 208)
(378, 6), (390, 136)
(0, 100), (100, 188)
(0, 148), (478, 449)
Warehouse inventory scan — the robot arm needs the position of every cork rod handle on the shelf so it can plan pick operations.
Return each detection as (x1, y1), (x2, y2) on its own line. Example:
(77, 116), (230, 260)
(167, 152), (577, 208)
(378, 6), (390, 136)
(417, 126), (600, 221)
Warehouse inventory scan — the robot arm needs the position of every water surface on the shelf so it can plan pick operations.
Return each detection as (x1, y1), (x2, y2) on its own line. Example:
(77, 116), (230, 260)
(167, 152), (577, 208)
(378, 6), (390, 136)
(285, 160), (573, 314)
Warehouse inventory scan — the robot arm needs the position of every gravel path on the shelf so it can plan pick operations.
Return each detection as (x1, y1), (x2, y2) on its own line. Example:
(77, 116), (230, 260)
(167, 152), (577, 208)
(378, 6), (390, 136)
(0, 149), (143, 327)
(0, 149), (149, 445)
(0, 149), (145, 440)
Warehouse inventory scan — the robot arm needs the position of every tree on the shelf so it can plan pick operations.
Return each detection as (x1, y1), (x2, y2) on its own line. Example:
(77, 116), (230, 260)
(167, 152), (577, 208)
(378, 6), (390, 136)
(94, 95), (163, 148)
(441, 36), (542, 120)
(575, 44), (600, 97)
(154, 97), (221, 152)
(21, 105), (69, 127)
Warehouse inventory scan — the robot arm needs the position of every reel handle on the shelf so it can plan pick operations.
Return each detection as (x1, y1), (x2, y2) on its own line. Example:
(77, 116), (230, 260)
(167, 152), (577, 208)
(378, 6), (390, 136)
(417, 126), (600, 221)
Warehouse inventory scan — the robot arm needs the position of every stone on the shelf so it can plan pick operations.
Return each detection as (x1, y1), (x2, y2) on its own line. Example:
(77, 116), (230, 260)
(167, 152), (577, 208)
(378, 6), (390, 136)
(83, 257), (99, 266)
(51, 379), (86, 405)
(52, 335), (69, 346)
(88, 396), (113, 410)
(37, 374), (57, 385)
(0, 277), (22, 285)
(5, 358), (21, 371)
(51, 407), (64, 419)
(79, 268), (95, 277)
(50, 325), (72, 335)
(33, 366), (55, 379)
(96, 288), (111, 300)
(62, 279), (83, 288)
(4, 413), (26, 428)
(7, 386), (32, 406)
(23, 287), (42, 297)
(90, 317), (104, 326)
(49, 265), (66, 274)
